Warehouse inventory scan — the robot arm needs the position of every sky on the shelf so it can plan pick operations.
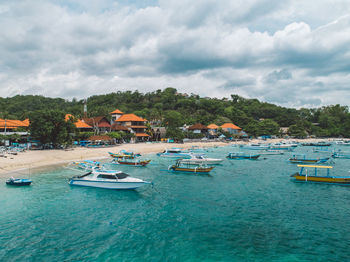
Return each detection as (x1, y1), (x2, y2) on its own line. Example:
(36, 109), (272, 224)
(1, 0), (350, 108)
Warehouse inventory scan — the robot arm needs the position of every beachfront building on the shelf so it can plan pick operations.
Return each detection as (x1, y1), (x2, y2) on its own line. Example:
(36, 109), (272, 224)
(207, 124), (219, 137)
(188, 123), (208, 134)
(220, 123), (242, 135)
(65, 114), (93, 131)
(0, 118), (30, 135)
(110, 110), (150, 142)
(82, 116), (111, 134)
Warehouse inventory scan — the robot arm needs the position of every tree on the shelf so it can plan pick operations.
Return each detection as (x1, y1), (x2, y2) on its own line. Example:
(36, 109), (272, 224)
(29, 110), (76, 148)
(163, 110), (184, 128)
(288, 124), (307, 138)
(257, 119), (280, 136)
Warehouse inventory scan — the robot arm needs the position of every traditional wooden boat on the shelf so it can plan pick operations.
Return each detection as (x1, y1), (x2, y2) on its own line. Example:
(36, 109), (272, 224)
(332, 151), (350, 159)
(108, 152), (135, 159)
(157, 148), (192, 158)
(227, 152), (260, 160)
(291, 165), (350, 185)
(112, 158), (151, 167)
(168, 160), (214, 173)
(289, 154), (329, 164)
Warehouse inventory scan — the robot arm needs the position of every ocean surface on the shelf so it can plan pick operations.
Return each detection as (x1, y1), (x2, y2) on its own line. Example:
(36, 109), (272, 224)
(1, 144), (350, 261)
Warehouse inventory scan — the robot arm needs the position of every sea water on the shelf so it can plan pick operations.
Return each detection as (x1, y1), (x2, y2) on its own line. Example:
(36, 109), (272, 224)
(1, 145), (350, 261)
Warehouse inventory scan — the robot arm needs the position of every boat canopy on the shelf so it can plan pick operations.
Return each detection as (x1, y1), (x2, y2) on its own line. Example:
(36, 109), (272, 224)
(297, 164), (333, 169)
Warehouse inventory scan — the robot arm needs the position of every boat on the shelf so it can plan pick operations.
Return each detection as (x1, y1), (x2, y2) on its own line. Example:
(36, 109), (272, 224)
(69, 167), (151, 189)
(157, 148), (192, 158)
(301, 142), (331, 147)
(168, 159), (214, 173)
(259, 150), (284, 155)
(120, 149), (141, 157)
(227, 152), (260, 159)
(288, 154), (329, 164)
(269, 143), (294, 151)
(6, 177), (32, 186)
(108, 152), (136, 159)
(180, 154), (223, 165)
(334, 140), (350, 146)
(291, 164), (350, 185)
(332, 151), (350, 159)
(72, 160), (100, 171)
(240, 144), (270, 150)
(111, 158), (151, 167)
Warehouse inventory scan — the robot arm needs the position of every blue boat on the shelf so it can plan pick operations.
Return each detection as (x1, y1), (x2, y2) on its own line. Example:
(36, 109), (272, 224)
(6, 178), (32, 186)
(289, 154), (329, 164)
(332, 151), (350, 159)
(227, 152), (260, 160)
(157, 148), (192, 158)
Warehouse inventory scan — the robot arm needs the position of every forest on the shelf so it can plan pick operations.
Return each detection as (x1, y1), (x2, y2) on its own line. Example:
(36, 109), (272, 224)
(1, 87), (350, 138)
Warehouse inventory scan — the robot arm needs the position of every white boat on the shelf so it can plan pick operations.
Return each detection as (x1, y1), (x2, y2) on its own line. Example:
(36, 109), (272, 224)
(69, 167), (151, 189)
(180, 154), (223, 165)
(157, 148), (192, 158)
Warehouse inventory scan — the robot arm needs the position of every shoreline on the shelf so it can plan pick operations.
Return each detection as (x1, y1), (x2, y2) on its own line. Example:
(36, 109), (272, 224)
(0, 138), (336, 178)
(0, 141), (228, 177)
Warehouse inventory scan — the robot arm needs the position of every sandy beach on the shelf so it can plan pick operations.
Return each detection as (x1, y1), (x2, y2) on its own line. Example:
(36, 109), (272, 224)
(0, 138), (335, 177)
(0, 141), (228, 177)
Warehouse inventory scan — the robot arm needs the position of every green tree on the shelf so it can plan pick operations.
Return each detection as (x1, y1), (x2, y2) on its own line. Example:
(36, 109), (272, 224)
(29, 110), (76, 148)
(257, 119), (280, 136)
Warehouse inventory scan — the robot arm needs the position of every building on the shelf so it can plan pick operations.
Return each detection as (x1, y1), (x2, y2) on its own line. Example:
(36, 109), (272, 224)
(188, 123), (208, 134)
(0, 118), (30, 135)
(207, 124), (219, 136)
(110, 110), (150, 141)
(82, 116), (111, 134)
(220, 123), (242, 135)
(65, 114), (92, 131)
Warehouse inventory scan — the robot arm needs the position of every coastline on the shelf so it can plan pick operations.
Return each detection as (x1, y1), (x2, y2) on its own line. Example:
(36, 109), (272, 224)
(0, 141), (228, 177)
(0, 138), (335, 178)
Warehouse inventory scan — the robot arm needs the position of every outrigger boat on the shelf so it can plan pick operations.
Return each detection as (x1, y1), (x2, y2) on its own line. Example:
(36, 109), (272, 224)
(168, 159), (214, 173)
(157, 148), (192, 158)
(72, 160), (100, 171)
(120, 149), (141, 157)
(332, 151), (350, 159)
(69, 167), (151, 189)
(6, 177), (32, 186)
(227, 152), (260, 160)
(111, 158), (151, 167)
(108, 152), (136, 159)
(291, 165), (350, 185)
(302, 142), (331, 147)
(288, 154), (329, 164)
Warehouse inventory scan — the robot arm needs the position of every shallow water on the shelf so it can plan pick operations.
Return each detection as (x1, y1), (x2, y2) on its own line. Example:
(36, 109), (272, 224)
(1, 145), (350, 261)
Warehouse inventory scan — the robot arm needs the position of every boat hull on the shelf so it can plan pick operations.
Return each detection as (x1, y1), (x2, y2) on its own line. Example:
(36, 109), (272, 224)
(227, 155), (260, 160)
(69, 179), (148, 189)
(289, 158), (329, 164)
(180, 159), (223, 165)
(169, 166), (214, 173)
(116, 160), (151, 167)
(292, 174), (350, 185)
(6, 180), (32, 186)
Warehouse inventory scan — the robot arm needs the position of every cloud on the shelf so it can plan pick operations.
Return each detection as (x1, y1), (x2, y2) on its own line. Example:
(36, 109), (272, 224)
(0, 0), (350, 108)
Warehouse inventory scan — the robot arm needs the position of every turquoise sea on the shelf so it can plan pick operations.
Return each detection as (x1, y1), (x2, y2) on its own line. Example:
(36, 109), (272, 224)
(1, 145), (350, 261)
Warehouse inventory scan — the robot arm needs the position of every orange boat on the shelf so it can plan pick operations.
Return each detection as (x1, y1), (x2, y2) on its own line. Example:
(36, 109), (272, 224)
(112, 159), (151, 167)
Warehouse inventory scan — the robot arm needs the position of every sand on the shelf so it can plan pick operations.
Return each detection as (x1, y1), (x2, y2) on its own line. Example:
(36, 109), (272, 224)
(0, 138), (335, 177)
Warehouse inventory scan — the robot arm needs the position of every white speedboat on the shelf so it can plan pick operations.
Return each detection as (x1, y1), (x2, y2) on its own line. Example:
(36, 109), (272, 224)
(69, 167), (151, 189)
(180, 154), (223, 165)
(157, 148), (192, 158)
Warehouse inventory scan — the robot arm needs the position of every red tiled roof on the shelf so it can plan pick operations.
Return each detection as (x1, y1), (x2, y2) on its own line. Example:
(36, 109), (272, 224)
(130, 125), (147, 129)
(97, 121), (111, 128)
(221, 123), (241, 130)
(116, 114), (146, 122)
(207, 124), (219, 129)
(110, 109), (124, 114)
(111, 124), (129, 131)
(83, 117), (110, 127)
(188, 123), (208, 130)
(135, 133), (150, 137)
(88, 135), (113, 141)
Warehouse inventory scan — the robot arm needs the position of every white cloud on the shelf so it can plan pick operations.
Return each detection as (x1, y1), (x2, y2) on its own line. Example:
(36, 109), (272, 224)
(0, 0), (350, 108)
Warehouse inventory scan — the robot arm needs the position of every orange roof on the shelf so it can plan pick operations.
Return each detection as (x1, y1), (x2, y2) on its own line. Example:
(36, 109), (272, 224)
(207, 124), (219, 129)
(22, 118), (30, 126)
(221, 123), (241, 130)
(116, 114), (146, 122)
(110, 109), (124, 114)
(0, 119), (29, 128)
(65, 114), (92, 128)
(135, 133), (150, 137)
